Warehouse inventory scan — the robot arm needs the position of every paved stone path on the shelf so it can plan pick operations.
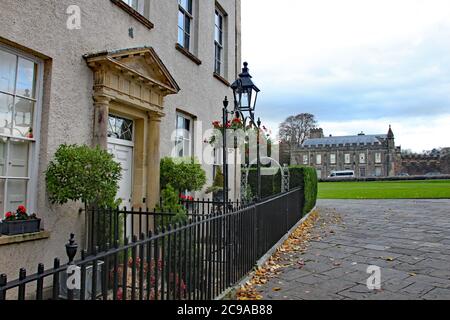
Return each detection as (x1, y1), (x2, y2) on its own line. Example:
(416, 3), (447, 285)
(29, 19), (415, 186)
(259, 199), (450, 300)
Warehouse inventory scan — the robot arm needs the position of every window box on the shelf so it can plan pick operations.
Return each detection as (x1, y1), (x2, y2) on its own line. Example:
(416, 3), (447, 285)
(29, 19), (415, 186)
(1, 218), (41, 236)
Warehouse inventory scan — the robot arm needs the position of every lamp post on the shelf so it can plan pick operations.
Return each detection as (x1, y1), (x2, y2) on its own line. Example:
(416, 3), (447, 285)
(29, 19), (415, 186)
(230, 62), (261, 200)
(222, 97), (230, 212)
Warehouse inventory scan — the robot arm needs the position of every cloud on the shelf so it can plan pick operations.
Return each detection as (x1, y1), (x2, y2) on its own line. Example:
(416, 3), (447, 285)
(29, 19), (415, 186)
(242, 0), (450, 152)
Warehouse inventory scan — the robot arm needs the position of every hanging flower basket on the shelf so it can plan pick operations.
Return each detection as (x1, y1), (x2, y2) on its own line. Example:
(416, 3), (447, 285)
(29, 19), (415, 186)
(0, 206), (41, 236)
(206, 119), (245, 147)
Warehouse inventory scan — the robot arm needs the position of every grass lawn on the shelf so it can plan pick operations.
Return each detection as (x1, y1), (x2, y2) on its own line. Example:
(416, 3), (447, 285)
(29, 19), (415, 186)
(318, 180), (450, 199)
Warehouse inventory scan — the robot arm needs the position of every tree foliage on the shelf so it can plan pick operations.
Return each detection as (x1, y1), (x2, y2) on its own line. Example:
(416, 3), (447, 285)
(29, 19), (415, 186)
(45, 144), (122, 208)
(278, 113), (317, 146)
(160, 157), (207, 193)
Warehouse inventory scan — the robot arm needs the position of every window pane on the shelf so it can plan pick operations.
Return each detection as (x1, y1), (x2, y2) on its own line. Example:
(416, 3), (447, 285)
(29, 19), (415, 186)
(9, 140), (30, 177)
(6, 179), (27, 213)
(108, 115), (133, 141)
(176, 116), (184, 129)
(184, 15), (191, 34)
(215, 27), (220, 44)
(175, 138), (184, 157)
(179, 0), (192, 13)
(178, 10), (184, 28)
(0, 92), (13, 135)
(13, 97), (34, 137)
(183, 140), (191, 157)
(185, 34), (190, 51)
(184, 118), (190, 131)
(0, 50), (17, 94)
(0, 139), (6, 176)
(16, 57), (36, 99)
(178, 28), (184, 46)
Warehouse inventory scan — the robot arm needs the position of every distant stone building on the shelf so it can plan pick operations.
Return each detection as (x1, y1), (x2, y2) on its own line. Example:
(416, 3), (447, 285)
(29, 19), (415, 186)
(291, 126), (401, 179)
(401, 148), (450, 175)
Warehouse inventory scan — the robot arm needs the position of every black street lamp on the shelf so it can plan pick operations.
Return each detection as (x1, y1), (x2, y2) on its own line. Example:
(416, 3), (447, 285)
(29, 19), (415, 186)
(231, 62), (260, 120)
(230, 62), (262, 200)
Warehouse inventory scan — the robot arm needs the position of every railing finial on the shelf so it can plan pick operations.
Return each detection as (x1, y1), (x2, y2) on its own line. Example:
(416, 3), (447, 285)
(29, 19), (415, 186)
(65, 233), (78, 264)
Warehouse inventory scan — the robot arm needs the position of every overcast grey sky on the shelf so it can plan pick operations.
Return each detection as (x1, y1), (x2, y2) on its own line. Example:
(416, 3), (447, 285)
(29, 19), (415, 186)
(241, 0), (450, 152)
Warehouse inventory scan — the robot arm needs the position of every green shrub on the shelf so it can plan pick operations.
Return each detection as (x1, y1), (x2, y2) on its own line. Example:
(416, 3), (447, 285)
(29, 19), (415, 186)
(155, 185), (187, 228)
(246, 168), (281, 199)
(245, 165), (318, 215)
(289, 166), (318, 215)
(160, 157), (207, 194)
(206, 167), (224, 194)
(45, 144), (122, 208)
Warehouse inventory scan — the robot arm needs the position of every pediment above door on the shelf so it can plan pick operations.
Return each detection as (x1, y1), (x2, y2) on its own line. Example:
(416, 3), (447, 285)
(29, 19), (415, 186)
(84, 47), (180, 114)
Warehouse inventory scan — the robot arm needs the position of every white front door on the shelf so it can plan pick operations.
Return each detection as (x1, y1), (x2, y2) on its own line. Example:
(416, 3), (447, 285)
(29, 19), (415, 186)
(107, 140), (134, 209)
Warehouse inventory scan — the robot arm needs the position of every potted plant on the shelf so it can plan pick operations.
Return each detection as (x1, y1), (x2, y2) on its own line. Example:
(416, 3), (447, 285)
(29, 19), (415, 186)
(1, 206), (41, 236)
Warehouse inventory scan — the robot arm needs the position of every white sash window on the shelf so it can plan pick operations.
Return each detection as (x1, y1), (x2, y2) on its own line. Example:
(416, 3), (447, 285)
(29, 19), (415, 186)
(0, 45), (42, 214)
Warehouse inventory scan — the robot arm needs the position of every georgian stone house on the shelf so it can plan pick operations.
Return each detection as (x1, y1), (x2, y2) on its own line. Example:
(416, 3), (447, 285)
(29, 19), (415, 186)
(291, 126), (402, 179)
(0, 0), (241, 278)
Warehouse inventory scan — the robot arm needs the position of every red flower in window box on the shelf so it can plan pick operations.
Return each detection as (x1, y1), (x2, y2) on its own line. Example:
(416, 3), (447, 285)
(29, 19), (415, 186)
(4, 212), (14, 221)
(17, 205), (27, 214)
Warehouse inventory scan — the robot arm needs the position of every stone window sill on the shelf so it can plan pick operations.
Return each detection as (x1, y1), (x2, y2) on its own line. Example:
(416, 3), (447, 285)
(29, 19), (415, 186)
(110, 0), (154, 30)
(0, 231), (50, 246)
(175, 44), (202, 65)
(213, 72), (230, 87)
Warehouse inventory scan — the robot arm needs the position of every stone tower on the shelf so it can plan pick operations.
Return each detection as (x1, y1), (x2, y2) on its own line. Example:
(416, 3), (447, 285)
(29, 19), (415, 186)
(387, 125), (396, 176)
(310, 128), (324, 139)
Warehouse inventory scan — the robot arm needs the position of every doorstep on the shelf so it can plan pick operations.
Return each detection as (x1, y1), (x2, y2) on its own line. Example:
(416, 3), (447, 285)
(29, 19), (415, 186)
(0, 231), (50, 246)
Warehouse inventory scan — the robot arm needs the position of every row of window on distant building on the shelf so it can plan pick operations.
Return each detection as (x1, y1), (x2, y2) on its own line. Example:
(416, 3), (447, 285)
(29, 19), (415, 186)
(303, 152), (383, 166)
(122, 0), (228, 77)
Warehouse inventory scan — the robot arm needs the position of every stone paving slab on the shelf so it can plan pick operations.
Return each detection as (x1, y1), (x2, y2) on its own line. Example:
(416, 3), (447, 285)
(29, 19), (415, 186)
(257, 199), (450, 300)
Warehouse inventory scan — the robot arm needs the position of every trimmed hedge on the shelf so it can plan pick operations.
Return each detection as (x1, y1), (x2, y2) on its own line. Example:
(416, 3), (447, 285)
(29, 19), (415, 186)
(246, 165), (318, 215)
(247, 168), (281, 199)
(289, 166), (318, 215)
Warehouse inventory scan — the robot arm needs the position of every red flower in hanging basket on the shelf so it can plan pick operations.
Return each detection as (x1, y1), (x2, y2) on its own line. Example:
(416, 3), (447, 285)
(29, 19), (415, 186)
(212, 121), (221, 129)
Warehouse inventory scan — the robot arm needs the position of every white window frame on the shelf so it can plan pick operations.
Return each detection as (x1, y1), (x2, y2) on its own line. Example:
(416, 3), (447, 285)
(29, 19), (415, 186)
(214, 8), (225, 76)
(302, 154), (308, 165)
(121, 0), (146, 15)
(178, 0), (193, 51)
(375, 152), (382, 164)
(375, 167), (382, 177)
(316, 154), (322, 165)
(359, 153), (366, 164)
(345, 153), (351, 164)
(0, 44), (43, 215)
(330, 153), (336, 165)
(175, 112), (193, 158)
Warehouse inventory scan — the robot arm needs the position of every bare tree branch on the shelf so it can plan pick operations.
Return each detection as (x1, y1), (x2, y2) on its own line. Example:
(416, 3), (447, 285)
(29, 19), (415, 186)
(278, 113), (317, 146)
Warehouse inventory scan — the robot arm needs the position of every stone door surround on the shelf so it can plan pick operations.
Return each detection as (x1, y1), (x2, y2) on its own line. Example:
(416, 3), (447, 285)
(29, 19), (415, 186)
(84, 47), (179, 209)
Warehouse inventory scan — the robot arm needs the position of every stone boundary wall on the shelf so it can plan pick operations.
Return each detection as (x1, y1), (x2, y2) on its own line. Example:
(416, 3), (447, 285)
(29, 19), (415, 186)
(319, 175), (450, 183)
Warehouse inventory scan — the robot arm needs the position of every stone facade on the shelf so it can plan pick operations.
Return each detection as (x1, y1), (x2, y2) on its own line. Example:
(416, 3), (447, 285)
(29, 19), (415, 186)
(401, 148), (450, 175)
(291, 126), (401, 179)
(0, 0), (241, 279)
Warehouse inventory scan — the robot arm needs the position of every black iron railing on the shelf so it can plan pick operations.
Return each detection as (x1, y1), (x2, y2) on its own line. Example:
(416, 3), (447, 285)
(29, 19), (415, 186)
(87, 199), (252, 253)
(0, 188), (304, 300)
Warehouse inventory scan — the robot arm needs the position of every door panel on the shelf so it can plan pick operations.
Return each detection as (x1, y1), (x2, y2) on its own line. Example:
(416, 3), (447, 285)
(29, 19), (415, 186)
(108, 143), (133, 209)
